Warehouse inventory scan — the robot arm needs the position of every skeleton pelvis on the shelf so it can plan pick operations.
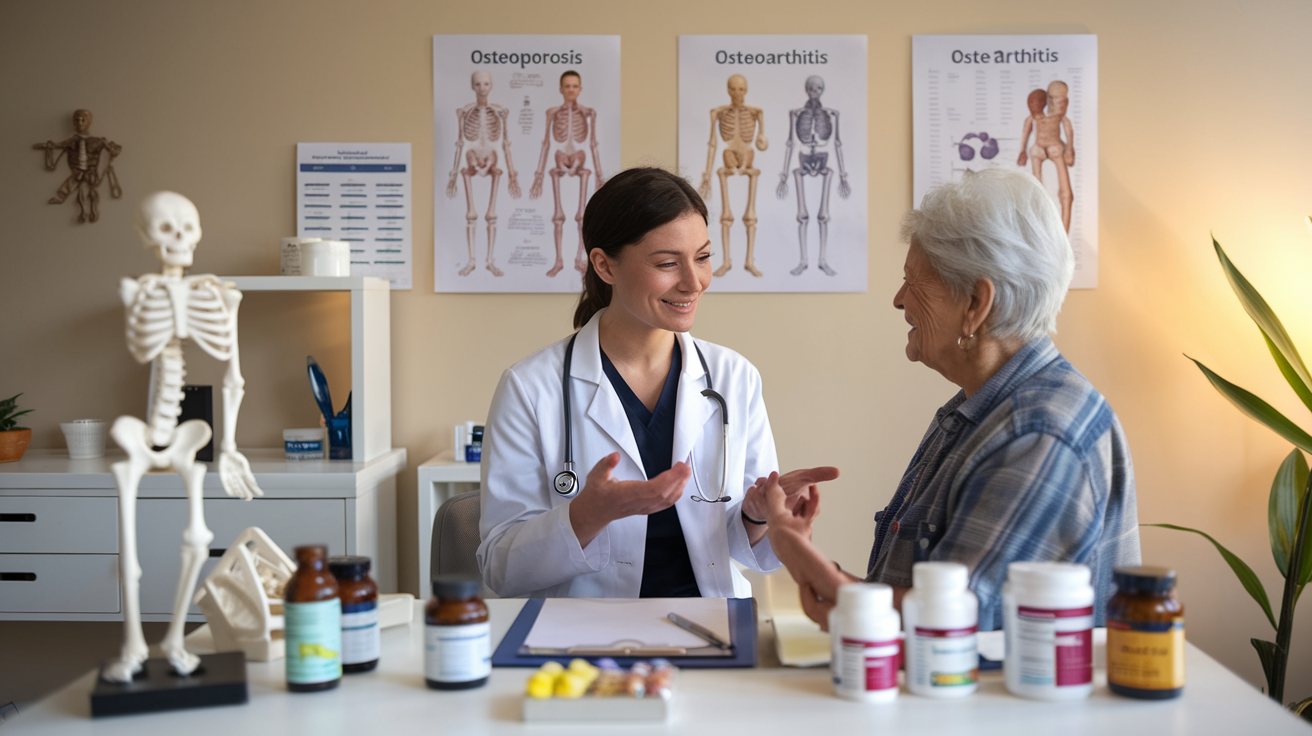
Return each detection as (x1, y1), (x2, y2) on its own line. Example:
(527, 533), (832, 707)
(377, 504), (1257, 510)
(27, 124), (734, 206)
(112, 416), (212, 471)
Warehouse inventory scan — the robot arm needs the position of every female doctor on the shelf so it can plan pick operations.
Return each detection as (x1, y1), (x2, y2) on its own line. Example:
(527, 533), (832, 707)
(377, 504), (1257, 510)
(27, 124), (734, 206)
(477, 167), (837, 598)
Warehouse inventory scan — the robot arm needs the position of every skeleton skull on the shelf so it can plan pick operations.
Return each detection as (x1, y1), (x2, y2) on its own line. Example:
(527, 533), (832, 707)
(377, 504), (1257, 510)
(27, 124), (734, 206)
(137, 191), (201, 267)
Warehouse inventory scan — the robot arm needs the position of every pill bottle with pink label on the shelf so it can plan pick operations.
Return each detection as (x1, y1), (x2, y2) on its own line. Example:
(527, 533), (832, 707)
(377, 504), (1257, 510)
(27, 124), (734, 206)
(1002, 562), (1095, 700)
(831, 583), (901, 702)
(903, 562), (979, 698)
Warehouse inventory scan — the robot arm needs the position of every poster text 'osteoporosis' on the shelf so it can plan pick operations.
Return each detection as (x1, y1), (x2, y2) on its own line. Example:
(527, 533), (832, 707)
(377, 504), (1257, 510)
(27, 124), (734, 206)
(470, 50), (584, 69)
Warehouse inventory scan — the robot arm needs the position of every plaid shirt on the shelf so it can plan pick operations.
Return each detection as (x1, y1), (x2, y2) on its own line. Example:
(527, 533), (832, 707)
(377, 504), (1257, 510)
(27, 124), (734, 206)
(866, 336), (1141, 630)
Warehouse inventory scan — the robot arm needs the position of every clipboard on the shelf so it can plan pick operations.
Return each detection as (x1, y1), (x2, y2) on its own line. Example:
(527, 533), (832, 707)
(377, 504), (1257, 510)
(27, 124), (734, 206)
(491, 598), (758, 668)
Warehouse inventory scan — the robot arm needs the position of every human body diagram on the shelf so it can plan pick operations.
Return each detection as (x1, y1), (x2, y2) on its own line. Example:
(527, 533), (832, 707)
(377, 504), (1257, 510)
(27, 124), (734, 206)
(446, 71), (521, 277)
(33, 109), (122, 224)
(1017, 81), (1075, 232)
(698, 75), (768, 277)
(776, 76), (850, 276)
(531, 71), (604, 277)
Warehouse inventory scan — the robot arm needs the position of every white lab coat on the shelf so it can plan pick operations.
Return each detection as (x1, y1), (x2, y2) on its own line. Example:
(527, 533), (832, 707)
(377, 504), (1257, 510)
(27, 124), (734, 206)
(477, 309), (782, 598)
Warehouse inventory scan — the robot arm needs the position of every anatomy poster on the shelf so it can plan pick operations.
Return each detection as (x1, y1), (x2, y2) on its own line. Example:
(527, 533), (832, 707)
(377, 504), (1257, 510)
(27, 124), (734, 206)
(678, 35), (868, 293)
(433, 35), (620, 293)
(913, 35), (1098, 289)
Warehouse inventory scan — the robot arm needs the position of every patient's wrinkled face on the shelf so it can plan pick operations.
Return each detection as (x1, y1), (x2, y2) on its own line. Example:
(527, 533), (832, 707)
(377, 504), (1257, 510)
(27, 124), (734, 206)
(893, 241), (961, 371)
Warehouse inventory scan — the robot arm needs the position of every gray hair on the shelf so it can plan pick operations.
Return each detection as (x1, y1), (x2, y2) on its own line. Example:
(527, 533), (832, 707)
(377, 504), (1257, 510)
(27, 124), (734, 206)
(901, 169), (1074, 341)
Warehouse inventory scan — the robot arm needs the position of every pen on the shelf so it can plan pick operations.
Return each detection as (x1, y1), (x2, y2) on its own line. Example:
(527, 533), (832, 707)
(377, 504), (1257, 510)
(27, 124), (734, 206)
(667, 612), (731, 650)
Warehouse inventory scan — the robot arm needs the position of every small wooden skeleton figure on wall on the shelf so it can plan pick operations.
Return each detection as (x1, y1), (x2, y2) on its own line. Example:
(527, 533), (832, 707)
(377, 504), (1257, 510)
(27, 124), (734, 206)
(102, 191), (263, 683)
(33, 109), (122, 223)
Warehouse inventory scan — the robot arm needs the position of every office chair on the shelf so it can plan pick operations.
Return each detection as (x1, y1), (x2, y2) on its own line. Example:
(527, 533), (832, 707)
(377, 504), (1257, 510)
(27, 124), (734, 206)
(429, 490), (482, 580)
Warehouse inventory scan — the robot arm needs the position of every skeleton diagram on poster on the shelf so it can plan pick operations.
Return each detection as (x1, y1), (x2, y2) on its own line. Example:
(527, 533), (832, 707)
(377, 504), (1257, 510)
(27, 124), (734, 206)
(678, 35), (867, 293)
(912, 35), (1098, 289)
(433, 35), (620, 294)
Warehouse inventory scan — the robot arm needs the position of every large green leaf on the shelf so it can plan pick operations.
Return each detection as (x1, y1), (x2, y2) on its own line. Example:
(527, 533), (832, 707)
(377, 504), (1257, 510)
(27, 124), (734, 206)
(1251, 637), (1285, 700)
(1270, 449), (1308, 578)
(1145, 523), (1277, 629)
(1189, 358), (1312, 456)
(1215, 238), (1312, 416)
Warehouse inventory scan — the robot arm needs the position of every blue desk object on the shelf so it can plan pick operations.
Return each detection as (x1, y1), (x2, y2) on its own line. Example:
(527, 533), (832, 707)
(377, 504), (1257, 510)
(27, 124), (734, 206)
(491, 598), (758, 669)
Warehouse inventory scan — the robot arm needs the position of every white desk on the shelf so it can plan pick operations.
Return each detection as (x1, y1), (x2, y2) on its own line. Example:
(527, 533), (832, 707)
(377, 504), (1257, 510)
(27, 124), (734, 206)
(415, 451), (481, 593)
(9, 600), (1310, 734)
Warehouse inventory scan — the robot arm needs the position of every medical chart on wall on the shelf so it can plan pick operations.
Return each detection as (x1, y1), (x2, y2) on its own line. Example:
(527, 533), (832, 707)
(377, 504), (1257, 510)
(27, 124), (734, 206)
(678, 35), (868, 294)
(433, 35), (621, 294)
(296, 142), (413, 289)
(913, 35), (1098, 289)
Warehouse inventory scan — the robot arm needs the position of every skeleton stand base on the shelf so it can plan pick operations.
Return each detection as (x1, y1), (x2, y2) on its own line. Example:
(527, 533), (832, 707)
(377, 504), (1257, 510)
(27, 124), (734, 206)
(91, 651), (248, 718)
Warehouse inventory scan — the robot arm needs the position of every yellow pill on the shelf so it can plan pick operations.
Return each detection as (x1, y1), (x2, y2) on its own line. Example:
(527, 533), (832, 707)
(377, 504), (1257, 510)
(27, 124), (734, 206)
(526, 673), (556, 699)
(554, 672), (589, 699)
(539, 661), (564, 674)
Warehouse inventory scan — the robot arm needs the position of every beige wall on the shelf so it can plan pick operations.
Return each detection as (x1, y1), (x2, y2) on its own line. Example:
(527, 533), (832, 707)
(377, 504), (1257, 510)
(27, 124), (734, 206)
(4, 0), (1312, 699)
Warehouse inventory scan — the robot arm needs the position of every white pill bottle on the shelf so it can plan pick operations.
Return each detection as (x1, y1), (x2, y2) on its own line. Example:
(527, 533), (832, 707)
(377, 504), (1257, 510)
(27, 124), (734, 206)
(902, 562), (979, 698)
(831, 582), (901, 702)
(1003, 562), (1095, 700)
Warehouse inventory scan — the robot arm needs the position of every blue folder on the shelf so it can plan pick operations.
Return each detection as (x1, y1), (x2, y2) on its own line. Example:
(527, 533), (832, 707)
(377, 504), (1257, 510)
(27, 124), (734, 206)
(491, 597), (758, 669)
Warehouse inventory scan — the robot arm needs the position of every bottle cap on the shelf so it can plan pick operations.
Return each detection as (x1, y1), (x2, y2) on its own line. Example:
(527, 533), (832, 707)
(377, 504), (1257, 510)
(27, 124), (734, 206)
(293, 544), (328, 561)
(432, 574), (482, 600)
(912, 561), (968, 592)
(1113, 566), (1176, 595)
(1006, 561), (1091, 590)
(836, 582), (893, 617)
(328, 555), (371, 579)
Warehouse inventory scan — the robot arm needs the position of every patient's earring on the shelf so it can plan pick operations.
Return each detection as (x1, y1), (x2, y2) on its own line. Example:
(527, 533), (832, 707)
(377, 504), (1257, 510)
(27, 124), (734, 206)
(957, 333), (975, 350)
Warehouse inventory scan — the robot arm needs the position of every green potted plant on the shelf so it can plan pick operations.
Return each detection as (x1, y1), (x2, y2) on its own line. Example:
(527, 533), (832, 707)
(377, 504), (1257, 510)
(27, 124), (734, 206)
(1149, 236), (1312, 718)
(0, 393), (34, 463)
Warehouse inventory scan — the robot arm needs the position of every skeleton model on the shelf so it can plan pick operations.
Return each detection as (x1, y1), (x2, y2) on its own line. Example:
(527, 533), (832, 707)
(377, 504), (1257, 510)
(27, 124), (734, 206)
(1017, 82), (1076, 232)
(32, 109), (122, 224)
(530, 71), (604, 277)
(698, 75), (769, 278)
(446, 72), (521, 277)
(776, 76), (850, 277)
(103, 192), (263, 683)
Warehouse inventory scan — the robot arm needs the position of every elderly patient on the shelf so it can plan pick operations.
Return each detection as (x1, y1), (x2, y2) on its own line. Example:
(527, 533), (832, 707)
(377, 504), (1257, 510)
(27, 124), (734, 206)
(762, 168), (1140, 630)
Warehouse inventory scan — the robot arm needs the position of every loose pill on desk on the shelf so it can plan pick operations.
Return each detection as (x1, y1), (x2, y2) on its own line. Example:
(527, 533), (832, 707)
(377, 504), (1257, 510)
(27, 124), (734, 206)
(625, 662), (651, 697)
(646, 659), (673, 698)
(554, 672), (591, 699)
(526, 672), (556, 699)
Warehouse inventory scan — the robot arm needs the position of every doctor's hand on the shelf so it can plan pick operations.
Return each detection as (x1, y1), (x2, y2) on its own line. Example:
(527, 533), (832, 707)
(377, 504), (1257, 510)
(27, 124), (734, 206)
(568, 453), (691, 549)
(741, 465), (839, 524)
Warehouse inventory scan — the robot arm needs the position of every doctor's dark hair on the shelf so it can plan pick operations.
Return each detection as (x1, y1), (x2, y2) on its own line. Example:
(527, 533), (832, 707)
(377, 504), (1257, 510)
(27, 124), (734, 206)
(573, 167), (708, 329)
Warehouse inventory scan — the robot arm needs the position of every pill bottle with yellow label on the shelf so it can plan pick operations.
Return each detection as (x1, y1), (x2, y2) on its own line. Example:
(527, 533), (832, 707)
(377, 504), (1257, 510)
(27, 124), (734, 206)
(1107, 566), (1184, 700)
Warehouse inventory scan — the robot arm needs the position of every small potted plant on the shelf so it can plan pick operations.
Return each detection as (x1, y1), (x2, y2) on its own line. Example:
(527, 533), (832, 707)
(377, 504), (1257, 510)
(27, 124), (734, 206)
(0, 393), (33, 463)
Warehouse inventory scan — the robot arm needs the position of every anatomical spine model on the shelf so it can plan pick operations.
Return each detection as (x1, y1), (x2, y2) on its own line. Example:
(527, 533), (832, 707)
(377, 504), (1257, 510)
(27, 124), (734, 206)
(777, 76), (850, 277)
(446, 71), (521, 277)
(103, 192), (263, 683)
(530, 71), (604, 277)
(1017, 82), (1075, 232)
(699, 75), (769, 278)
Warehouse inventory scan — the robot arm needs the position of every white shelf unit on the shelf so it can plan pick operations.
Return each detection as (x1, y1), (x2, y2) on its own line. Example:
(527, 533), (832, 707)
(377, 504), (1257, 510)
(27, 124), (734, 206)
(227, 276), (391, 463)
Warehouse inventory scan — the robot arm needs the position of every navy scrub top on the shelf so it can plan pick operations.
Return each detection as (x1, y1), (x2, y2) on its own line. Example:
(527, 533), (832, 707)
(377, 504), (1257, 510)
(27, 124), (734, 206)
(599, 341), (701, 598)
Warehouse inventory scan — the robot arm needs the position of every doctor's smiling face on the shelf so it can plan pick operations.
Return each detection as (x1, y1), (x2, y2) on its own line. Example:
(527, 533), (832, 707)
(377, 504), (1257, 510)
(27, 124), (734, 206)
(591, 212), (712, 336)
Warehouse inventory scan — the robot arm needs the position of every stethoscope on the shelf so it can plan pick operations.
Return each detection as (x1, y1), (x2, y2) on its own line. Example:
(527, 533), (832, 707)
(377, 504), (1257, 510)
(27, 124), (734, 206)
(553, 332), (730, 503)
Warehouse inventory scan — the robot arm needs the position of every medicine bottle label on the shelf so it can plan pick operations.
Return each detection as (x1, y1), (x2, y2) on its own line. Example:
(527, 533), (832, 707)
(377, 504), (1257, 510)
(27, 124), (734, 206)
(839, 637), (900, 692)
(911, 626), (978, 688)
(425, 622), (491, 683)
(341, 600), (380, 665)
(285, 599), (343, 684)
(1107, 618), (1185, 690)
(1014, 605), (1092, 687)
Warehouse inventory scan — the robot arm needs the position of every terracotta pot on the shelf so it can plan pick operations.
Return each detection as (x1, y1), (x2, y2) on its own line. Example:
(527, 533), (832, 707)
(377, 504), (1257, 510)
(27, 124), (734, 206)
(0, 428), (31, 463)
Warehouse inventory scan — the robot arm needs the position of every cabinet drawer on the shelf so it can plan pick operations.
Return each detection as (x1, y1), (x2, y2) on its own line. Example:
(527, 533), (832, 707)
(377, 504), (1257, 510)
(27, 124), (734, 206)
(0, 554), (120, 613)
(137, 498), (346, 615)
(0, 497), (117, 554)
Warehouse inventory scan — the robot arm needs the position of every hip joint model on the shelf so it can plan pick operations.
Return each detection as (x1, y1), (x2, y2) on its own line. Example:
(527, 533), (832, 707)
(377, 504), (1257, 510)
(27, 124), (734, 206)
(32, 109), (122, 224)
(446, 72), (521, 277)
(776, 76), (850, 277)
(1017, 82), (1075, 232)
(530, 71), (604, 277)
(699, 74), (768, 278)
(102, 192), (264, 683)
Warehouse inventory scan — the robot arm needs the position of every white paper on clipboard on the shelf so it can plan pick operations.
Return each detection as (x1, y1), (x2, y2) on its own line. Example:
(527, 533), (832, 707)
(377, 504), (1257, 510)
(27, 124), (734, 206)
(523, 598), (730, 651)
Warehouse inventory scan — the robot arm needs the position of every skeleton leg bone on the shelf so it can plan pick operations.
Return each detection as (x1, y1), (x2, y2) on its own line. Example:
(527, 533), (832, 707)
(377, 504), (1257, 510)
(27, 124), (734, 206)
(790, 169), (810, 276)
(817, 168), (836, 276)
(743, 167), (763, 277)
(485, 163), (504, 277)
(573, 169), (591, 274)
(715, 167), (735, 277)
(546, 167), (567, 277)
(459, 164), (478, 277)
(104, 436), (150, 683)
(158, 419), (215, 675)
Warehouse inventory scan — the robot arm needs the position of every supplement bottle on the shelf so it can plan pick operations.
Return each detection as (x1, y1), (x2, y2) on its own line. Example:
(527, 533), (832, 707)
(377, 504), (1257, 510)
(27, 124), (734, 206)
(328, 555), (380, 673)
(425, 574), (490, 690)
(1106, 566), (1184, 699)
(283, 545), (342, 692)
(902, 562), (979, 698)
(832, 582), (901, 702)
(1002, 562), (1094, 700)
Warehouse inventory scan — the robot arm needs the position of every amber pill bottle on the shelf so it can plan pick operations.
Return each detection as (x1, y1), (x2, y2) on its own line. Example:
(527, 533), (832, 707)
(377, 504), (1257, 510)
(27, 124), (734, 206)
(424, 575), (490, 690)
(283, 545), (343, 692)
(329, 555), (380, 673)
(1106, 566), (1184, 699)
